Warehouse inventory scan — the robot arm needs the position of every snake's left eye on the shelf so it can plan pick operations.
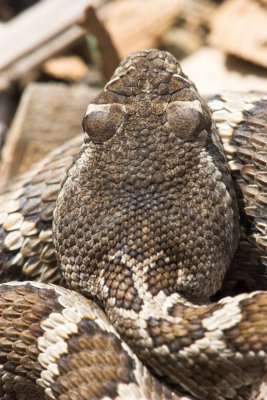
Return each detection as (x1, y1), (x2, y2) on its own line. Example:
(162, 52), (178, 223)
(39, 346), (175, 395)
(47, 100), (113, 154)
(82, 103), (123, 144)
(166, 99), (211, 141)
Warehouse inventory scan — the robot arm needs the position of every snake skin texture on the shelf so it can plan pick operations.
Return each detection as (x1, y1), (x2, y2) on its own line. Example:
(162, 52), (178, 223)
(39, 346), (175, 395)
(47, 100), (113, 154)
(209, 94), (267, 297)
(0, 281), (186, 400)
(0, 139), (80, 284)
(0, 49), (266, 400)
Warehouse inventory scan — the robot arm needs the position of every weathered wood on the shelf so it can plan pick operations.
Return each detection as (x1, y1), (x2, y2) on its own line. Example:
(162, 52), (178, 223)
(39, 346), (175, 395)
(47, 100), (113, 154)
(98, 0), (186, 58)
(0, 0), (109, 89)
(79, 5), (120, 80)
(42, 55), (89, 81)
(0, 83), (100, 186)
(0, 0), (188, 87)
(0, 0), (103, 71)
(4, 26), (85, 86)
(78, 0), (186, 78)
(209, 0), (267, 68)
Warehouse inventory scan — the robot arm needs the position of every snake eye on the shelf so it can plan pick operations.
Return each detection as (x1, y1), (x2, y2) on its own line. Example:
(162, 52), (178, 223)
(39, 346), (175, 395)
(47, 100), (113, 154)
(82, 103), (123, 144)
(167, 99), (211, 141)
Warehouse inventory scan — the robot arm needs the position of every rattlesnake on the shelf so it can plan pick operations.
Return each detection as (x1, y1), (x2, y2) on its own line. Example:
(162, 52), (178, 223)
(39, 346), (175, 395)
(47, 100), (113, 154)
(0, 49), (267, 400)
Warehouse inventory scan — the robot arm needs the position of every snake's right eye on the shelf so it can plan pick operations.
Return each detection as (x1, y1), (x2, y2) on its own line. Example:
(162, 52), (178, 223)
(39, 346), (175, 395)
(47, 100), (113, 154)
(82, 103), (123, 144)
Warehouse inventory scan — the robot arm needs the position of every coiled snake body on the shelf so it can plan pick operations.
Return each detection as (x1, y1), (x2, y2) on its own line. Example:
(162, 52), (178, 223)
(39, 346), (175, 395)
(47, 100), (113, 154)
(0, 49), (267, 400)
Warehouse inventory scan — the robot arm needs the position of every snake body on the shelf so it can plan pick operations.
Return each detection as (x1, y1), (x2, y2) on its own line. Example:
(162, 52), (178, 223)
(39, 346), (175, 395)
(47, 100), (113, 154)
(0, 49), (267, 400)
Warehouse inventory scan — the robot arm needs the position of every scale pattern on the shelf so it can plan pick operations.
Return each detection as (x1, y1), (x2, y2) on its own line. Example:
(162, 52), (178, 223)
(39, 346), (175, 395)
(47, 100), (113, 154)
(0, 282), (184, 400)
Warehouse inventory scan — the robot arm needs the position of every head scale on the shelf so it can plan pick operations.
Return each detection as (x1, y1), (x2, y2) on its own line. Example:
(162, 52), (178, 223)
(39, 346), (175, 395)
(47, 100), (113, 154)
(82, 49), (211, 145)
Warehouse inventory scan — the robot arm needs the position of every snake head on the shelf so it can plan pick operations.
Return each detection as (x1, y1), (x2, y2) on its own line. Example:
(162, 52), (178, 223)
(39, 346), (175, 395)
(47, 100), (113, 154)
(82, 49), (212, 145)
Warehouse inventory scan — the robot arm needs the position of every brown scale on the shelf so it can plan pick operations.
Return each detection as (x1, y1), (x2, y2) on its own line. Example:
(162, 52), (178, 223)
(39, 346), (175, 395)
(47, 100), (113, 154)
(51, 319), (136, 400)
(102, 259), (142, 311)
(0, 284), (63, 399)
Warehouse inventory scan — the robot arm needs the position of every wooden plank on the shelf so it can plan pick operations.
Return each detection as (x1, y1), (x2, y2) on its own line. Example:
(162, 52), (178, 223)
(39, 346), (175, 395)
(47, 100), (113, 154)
(4, 26), (85, 85)
(42, 55), (89, 81)
(98, 0), (186, 58)
(79, 5), (120, 80)
(80, 0), (187, 78)
(0, 0), (186, 87)
(0, 0), (102, 71)
(209, 0), (267, 69)
(0, 83), (100, 185)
